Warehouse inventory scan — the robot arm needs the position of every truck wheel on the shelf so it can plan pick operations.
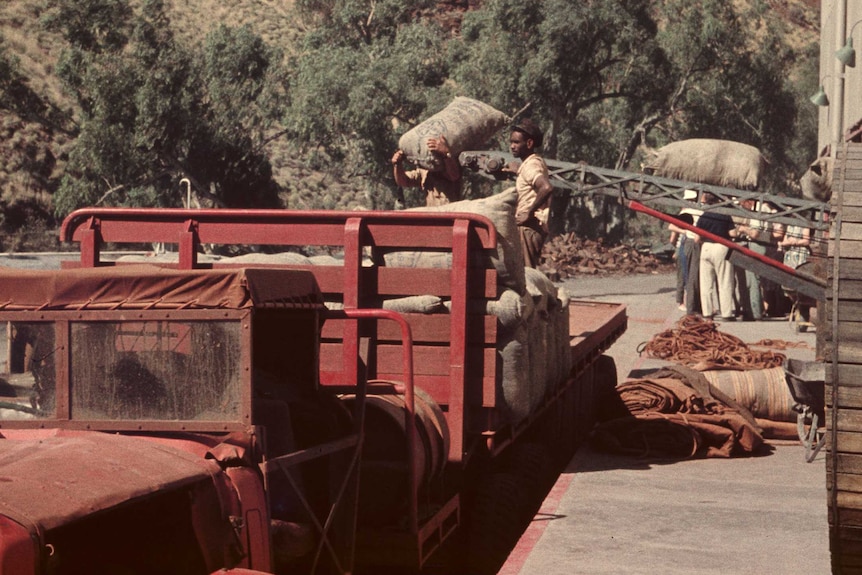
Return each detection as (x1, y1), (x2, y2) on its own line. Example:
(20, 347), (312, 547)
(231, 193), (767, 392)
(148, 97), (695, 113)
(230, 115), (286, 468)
(591, 354), (620, 429)
(504, 442), (554, 507)
(465, 471), (525, 575)
(594, 354), (618, 391)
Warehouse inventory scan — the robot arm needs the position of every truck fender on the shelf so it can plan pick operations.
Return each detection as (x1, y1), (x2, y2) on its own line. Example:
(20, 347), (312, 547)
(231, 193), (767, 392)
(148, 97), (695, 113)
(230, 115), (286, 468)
(224, 466), (272, 572)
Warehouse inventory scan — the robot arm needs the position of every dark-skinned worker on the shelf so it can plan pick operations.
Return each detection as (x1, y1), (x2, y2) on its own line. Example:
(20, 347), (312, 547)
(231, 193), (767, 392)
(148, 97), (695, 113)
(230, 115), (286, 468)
(507, 119), (555, 268)
(391, 135), (462, 207)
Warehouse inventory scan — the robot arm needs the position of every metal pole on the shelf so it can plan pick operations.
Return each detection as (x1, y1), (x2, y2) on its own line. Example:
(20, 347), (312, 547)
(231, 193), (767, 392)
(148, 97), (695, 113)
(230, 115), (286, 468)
(831, 0), (847, 159)
(180, 178), (191, 209)
(829, 3), (847, 566)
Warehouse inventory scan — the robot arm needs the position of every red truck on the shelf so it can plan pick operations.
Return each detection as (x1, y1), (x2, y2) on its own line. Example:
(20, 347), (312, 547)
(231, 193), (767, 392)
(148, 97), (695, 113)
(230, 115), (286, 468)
(0, 204), (625, 574)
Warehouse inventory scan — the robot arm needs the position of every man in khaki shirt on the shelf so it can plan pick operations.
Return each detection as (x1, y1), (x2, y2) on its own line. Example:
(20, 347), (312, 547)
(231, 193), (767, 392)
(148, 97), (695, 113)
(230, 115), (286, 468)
(507, 119), (554, 268)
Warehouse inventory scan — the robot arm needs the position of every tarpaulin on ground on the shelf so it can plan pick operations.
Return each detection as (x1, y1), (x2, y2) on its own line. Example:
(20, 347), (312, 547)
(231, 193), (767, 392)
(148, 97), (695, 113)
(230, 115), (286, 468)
(592, 365), (763, 458)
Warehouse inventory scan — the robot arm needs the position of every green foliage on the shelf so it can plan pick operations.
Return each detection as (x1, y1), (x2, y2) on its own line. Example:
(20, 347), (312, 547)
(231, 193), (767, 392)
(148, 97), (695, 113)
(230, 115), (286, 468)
(449, 5), (526, 112)
(202, 24), (284, 140)
(781, 40), (820, 191)
(450, 0), (814, 241)
(0, 198), (60, 252)
(453, 0), (806, 196)
(0, 0), (821, 242)
(284, 4), (453, 198)
(294, 0), (435, 45)
(41, 0), (132, 53)
(452, 0), (660, 159)
(643, 0), (804, 195)
(51, 0), (282, 217)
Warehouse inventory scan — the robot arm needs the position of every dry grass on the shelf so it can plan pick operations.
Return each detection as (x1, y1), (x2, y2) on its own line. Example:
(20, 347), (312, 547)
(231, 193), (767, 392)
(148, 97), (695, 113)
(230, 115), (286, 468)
(166, 0), (300, 50)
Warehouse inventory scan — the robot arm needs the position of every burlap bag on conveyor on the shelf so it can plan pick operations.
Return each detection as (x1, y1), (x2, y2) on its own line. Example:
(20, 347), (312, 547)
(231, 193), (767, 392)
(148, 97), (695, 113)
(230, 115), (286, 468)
(800, 156), (833, 202)
(398, 97), (510, 171)
(644, 139), (765, 190)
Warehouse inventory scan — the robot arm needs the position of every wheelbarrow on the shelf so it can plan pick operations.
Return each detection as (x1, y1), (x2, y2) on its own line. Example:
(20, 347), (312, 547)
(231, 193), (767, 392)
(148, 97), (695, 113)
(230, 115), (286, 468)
(783, 358), (826, 463)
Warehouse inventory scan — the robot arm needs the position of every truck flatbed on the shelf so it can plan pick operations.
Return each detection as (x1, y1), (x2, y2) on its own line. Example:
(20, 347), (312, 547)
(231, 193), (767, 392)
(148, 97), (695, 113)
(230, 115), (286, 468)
(46, 205), (628, 574)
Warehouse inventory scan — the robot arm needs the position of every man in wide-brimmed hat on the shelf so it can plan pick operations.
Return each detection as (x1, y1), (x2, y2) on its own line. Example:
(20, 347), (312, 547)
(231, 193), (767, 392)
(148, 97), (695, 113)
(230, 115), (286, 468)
(668, 189), (703, 314)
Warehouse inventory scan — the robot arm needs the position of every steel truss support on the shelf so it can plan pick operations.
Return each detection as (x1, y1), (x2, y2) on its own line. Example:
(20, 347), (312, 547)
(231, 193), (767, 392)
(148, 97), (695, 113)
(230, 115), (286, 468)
(460, 151), (831, 232)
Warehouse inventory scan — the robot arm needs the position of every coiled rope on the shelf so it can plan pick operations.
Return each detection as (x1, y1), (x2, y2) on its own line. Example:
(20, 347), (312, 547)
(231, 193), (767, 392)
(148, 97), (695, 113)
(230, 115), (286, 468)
(638, 315), (786, 370)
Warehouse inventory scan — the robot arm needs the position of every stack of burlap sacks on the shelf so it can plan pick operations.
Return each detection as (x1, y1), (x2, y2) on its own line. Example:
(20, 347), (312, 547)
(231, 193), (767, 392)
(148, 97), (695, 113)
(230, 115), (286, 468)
(390, 97), (572, 423)
(213, 190), (572, 424)
(383, 189), (573, 424)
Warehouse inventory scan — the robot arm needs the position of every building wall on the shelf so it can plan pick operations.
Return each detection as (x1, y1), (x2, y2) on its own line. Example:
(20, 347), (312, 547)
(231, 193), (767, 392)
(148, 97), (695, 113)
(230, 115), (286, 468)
(818, 1), (862, 154)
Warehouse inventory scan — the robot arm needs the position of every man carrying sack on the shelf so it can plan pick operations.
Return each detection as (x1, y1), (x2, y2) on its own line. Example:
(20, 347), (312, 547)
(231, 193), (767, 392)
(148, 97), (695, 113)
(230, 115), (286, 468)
(392, 135), (462, 207)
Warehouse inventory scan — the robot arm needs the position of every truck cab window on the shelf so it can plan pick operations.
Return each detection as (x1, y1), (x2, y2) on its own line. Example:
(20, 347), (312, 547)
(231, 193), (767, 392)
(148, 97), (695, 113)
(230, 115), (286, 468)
(0, 322), (56, 420)
(69, 320), (242, 421)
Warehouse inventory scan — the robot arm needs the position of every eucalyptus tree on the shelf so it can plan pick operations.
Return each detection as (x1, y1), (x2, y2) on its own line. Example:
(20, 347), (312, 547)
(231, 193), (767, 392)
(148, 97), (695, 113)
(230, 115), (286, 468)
(451, 0), (803, 178)
(47, 0), (283, 217)
(449, 0), (808, 238)
(450, 0), (659, 163)
(283, 0), (453, 207)
(628, 0), (800, 188)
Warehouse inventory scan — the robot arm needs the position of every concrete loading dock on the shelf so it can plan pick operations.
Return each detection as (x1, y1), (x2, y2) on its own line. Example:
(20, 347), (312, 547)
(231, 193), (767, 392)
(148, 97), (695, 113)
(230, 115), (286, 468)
(503, 272), (830, 575)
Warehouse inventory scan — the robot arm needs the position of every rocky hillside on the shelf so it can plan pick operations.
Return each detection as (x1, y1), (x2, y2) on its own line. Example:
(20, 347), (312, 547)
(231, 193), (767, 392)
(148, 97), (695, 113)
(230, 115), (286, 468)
(0, 0), (820, 250)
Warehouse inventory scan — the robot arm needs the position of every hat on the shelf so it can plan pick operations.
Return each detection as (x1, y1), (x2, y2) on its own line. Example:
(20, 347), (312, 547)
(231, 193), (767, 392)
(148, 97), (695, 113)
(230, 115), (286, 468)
(513, 118), (544, 148)
(683, 189), (698, 200)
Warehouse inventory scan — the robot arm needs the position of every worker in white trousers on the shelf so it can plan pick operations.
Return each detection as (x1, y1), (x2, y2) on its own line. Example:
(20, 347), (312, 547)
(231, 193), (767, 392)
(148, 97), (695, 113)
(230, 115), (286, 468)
(695, 193), (736, 321)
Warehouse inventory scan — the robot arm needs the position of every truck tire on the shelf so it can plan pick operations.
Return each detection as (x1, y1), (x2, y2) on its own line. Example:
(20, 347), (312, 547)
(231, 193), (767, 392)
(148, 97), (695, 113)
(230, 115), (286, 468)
(503, 442), (554, 509)
(465, 471), (525, 575)
(590, 354), (619, 431)
(594, 354), (619, 393)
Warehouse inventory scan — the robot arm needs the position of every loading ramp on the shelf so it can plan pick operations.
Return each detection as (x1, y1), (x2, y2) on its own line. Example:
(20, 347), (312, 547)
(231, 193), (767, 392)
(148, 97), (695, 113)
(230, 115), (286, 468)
(460, 151), (830, 301)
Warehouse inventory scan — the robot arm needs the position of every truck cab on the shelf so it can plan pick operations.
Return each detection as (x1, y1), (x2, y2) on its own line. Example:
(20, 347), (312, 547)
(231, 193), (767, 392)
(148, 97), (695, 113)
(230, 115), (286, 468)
(0, 265), (360, 575)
